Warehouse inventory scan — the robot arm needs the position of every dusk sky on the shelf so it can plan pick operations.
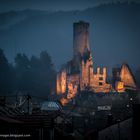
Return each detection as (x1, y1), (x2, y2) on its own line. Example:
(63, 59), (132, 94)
(0, 0), (139, 12)
(0, 0), (140, 73)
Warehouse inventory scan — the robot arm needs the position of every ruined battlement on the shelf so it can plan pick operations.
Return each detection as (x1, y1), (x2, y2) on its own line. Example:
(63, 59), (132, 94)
(94, 67), (107, 75)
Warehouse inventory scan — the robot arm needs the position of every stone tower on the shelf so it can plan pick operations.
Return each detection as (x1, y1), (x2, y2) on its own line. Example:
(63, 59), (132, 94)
(73, 21), (90, 71)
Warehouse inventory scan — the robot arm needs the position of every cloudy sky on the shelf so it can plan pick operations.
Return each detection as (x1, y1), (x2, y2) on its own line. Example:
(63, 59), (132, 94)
(0, 0), (139, 12)
(0, 0), (140, 72)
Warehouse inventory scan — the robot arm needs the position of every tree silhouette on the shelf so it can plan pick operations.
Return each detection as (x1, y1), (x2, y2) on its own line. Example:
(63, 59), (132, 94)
(0, 48), (13, 95)
(0, 49), (56, 96)
(13, 51), (56, 96)
(14, 53), (31, 91)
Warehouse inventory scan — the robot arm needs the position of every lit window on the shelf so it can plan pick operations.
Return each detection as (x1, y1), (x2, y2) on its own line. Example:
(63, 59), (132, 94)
(99, 77), (103, 80)
(99, 82), (103, 86)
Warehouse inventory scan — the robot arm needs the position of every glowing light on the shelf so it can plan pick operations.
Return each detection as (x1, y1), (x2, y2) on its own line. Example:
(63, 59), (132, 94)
(60, 82), (78, 106)
(60, 98), (69, 106)
(115, 81), (124, 92)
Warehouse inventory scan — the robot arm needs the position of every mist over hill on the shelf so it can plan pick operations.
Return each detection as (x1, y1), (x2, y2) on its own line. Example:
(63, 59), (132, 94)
(0, 2), (140, 72)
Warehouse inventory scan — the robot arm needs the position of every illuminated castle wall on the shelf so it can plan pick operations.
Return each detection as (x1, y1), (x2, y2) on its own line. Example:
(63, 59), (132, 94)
(56, 21), (137, 103)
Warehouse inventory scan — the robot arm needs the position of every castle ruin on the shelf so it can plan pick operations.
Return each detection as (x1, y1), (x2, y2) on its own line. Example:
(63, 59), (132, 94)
(56, 21), (137, 105)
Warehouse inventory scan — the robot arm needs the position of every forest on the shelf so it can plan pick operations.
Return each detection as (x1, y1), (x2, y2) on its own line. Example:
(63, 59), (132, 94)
(0, 48), (56, 97)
